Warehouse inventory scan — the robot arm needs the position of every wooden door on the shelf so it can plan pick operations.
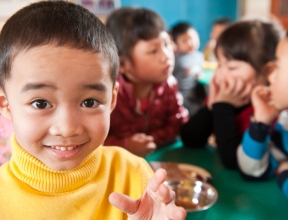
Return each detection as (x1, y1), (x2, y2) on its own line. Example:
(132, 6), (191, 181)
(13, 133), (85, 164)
(271, 0), (288, 29)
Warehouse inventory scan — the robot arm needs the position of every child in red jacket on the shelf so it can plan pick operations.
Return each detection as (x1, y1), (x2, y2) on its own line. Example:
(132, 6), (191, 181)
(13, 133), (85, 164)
(104, 8), (189, 157)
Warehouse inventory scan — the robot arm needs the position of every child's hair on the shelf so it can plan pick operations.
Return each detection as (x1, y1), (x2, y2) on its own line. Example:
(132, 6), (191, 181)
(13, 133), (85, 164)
(170, 22), (193, 43)
(213, 17), (231, 26)
(0, 1), (119, 88)
(215, 19), (283, 75)
(106, 7), (166, 60)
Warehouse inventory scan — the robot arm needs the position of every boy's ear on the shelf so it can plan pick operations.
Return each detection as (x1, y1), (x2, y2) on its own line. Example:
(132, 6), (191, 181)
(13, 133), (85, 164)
(0, 88), (11, 121)
(110, 82), (119, 113)
(263, 61), (276, 79)
(119, 56), (132, 74)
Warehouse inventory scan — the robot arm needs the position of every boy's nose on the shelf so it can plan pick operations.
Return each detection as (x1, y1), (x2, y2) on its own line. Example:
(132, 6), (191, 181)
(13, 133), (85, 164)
(49, 108), (84, 137)
(160, 46), (173, 62)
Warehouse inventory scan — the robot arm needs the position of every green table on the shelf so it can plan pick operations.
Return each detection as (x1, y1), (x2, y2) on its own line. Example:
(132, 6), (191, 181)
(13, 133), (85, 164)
(198, 69), (214, 85)
(146, 141), (288, 220)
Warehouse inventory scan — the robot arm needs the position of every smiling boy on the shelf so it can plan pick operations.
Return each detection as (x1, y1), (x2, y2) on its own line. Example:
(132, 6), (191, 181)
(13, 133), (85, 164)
(0, 1), (186, 219)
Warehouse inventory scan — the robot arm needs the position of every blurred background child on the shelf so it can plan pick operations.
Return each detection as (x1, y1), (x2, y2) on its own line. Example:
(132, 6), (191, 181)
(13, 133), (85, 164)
(0, 114), (12, 166)
(181, 19), (283, 169)
(170, 22), (205, 116)
(203, 17), (231, 62)
(104, 8), (189, 157)
(237, 36), (288, 198)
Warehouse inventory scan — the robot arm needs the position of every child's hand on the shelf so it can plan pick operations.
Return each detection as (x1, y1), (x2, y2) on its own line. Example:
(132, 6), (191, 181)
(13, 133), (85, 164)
(251, 85), (279, 125)
(277, 161), (288, 174)
(126, 133), (156, 157)
(109, 168), (187, 220)
(215, 77), (252, 107)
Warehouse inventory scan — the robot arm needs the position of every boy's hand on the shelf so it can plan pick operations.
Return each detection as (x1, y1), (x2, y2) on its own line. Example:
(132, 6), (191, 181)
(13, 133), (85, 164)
(251, 85), (279, 125)
(109, 169), (187, 220)
(215, 77), (252, 107)
(126, 133), (156, 157)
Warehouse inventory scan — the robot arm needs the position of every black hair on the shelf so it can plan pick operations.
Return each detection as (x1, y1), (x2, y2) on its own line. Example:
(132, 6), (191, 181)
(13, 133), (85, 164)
(0, 0), (119, 87)
(170, 22), (193, 42)
(215, 19), (282, 75)
(213, 17), (232, 26)
(106, 7), (166, 60)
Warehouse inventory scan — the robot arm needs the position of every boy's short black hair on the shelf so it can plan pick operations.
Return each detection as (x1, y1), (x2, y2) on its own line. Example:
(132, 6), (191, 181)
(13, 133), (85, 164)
(170, 22), (193, 43)
(213, 17), (232, 26)
(0, 1), (119, 88)
(106, 7), (166, 60)
(215, 19), (282, 75)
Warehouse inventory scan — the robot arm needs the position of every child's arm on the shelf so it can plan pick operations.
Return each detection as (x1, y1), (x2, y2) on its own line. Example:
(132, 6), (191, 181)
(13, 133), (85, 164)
(237, 86), (281, 179)
(180, 105), (213, 147)
(109, 169), (187, 220)
(209, 75), (252, 169)
(237, 122), (276, 179)
(212, 102), (245, 169)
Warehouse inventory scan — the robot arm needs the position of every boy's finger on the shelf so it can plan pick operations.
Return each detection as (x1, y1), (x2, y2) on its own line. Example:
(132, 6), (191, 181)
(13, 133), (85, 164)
(157, 183), (175, 204)
(241, 83), (253, 98)
(234, 79), (245, 95)
(226, 77), (236, 93)
(109, 192), (138, 215)
(147, 169), (167, 192)
(147, 142), (156, 149)
(165, 203), (187, 220)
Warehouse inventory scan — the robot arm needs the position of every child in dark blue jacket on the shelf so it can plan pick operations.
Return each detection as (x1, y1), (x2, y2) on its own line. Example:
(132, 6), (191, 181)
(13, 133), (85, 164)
(237, 37), (288, 198)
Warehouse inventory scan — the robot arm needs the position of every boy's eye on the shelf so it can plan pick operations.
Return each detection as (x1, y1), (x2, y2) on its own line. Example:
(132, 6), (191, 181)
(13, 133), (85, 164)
(81, 99), (100, 108)
(228, 66), (237, 71)
(148, 49), (157, 54)
(31, 99), (52, 109)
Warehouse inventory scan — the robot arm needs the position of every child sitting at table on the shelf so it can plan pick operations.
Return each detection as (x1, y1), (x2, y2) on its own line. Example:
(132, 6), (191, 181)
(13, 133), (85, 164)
(203, 17), (231, 62)
(181, 19), (283, 169)
(104, 8), (189, 157)
(170, 22), (205, 116)
(0, 2), (186, 219)
(237, 36), (288, 197)
(0, 114), (12, 165)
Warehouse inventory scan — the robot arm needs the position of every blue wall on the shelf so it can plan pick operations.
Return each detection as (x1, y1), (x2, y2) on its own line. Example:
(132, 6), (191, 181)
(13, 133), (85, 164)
(120, 0), (238, 50)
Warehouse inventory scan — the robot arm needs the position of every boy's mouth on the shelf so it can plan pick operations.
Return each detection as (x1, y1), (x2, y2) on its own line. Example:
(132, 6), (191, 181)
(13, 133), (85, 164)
(49, 145), (78, 151)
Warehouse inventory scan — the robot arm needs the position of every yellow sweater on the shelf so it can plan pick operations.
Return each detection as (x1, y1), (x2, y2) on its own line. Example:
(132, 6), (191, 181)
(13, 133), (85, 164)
(0, 135), (153, 220)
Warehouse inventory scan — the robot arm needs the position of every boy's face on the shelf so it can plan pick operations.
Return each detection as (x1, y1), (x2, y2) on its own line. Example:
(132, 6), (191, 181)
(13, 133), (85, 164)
(121, 31), (174, 84)
(0, 45), (118, 171)
(216, 48), (258, 85)
(176, 28), (200, 53)
(211, 24), (226, 40)
(269, 39), (288, 110)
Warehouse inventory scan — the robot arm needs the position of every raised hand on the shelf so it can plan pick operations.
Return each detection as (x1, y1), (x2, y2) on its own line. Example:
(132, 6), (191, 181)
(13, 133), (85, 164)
(251, 85), (279, 125)
(109, 168), (187, 220)
(215, 76), (252, 107)
(126, 133), (156, 157)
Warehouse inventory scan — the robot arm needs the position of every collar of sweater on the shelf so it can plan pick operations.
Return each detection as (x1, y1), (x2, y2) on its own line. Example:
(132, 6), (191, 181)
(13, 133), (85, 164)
(9, 134), (102, 194)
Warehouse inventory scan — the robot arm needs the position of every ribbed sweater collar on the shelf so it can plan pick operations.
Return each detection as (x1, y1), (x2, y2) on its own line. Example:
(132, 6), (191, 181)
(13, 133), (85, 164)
(9, 134), (101, 194)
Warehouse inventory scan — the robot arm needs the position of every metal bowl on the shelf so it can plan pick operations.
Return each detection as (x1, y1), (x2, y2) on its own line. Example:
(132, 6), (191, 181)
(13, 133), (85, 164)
(165, 179), (218, 212)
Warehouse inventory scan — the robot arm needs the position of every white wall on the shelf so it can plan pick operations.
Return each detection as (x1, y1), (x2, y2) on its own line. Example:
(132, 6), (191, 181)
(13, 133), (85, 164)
(0, 0), (35, 29)
(239, 0), (271, 18)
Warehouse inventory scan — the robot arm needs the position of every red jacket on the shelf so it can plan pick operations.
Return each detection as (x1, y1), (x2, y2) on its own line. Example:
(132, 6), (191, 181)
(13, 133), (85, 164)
(104, 74), (189, 148)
